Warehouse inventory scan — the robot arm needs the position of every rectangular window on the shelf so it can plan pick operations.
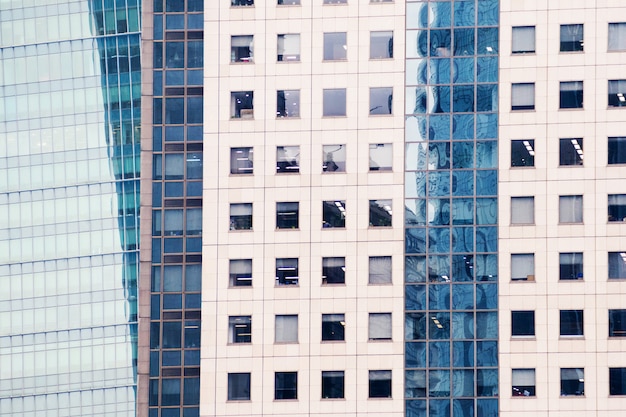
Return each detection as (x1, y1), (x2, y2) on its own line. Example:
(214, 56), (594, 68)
(230, 147), (253, 175)
(369, 370), (392, 398)
(322, 257), (345, 284)
(608, 252), (626, 279)
(369, 256), (392, 284)
(370, 199), (393, 227)
(608, 80), (626, 107)
(323, 32), (347, 60)
(370, 31), (393, 59)
(231, 35), (253, 63)
(229, 316), (252, 343)
(609, 309), (626, 337)
(369, 313), (392, 340)
(511, 140), (535, 167)
(230, 203), (252, 230)
(511, 196), (534, 224)
(511, 83), (535, 111)
(228, 373), (251, 401)
(323, 88), (347, 116)
(511, 311), (535, 336)
(231, 91), (254, 119)
(560, 310), (584, 336)
(322, 314), (345, 341)
(231, 0), (253, 5)
(559, 195), (583, 223)
(229, 259), (252, 287)
(277, 34), (300, 61)
(559, 252), (583, 280)
(559, 138), (583, 166)
(369, 143), (393, 171)
(511, 253), (535, 281)
(276, 258), (299, 286)
(608, 23), (626, 51)
(610, 368), (626, 395)
(276, 146), (300, 173)
(370, 87), (393, 115)
(322, 144), (346, 172)
(608, 137), (626, 164)
(608, 194), (626, 222)
(277, 90), (300, 118)
(512, 26), (535, 54)
(276, 202), (299, 229)
(559, 81), (583, 109)
(512, 369), (535, 396)
(275, 372), (297, 400)
(322, 200), (346, 228)
(560, 24), (584, 52)
(275, 314), (298, 343)
(561, 368), (584, 396)
(321, 371), (345, 399)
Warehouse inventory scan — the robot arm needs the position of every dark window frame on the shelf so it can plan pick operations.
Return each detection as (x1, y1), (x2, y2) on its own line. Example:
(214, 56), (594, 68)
(560, 310), (584, 336)
(321, 371), (345, 399)
(322, 314), (346, 341)
(511, 311), (535, 336)
(275, 372), (298, 400)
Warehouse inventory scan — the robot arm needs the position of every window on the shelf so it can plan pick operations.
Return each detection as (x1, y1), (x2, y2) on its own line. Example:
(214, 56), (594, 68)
(609, 309), (626, 337)
(512, 26), (535, 54)
(512, 369), (535, 397)
(276, 202), (299, 229)
(511, 253), (535, 281)
(322, 200), (346, 228)
(370, 199), (392, 227)
(231, 35), (253, 63)
(276, 146), (300, 173)
(561, 368), (584, 396)
(560, 24), (584, 52)
(559, 253), (583, 280)
(231, 91), (253, 119)
(322, 314), (345, 341)
(321, 371), (345, 399)
(230, 203), (252, 230)
(608, 137), (626, 164)
(609, 368), (626, 395)
(323, 32), (347, 60)
(608, 80), (626, 107)
(369, 256), (392, 284)
(559, 138), (583, 166)
(560, 81), (583, 109)
(229, 259), (252, 287)
(229, 316), (252, 343)
(370, 31), (393, 59)
(369, 370), (392, 398)
(608, 194), (626, 222)
(231, 0), (253, 5)
(228, 373), (251, 401)
(278, 0), (300, 4)
(275, 314), (298, 343)
(608, 23), (626, 51)
(511, 83), (535, 111)
(511, 311), (535, 336)
(510, 197), (534, 224)
(369, 313), (392, 340)
(322, 144), (346, 172)
(322, 257), (345, 284)
(275, 372), (297, 400)
(559, 195), (583, 223)
(511, 140), (535, 167)
(277, 34), (300, 61)
(560, 310), (584, 336)
(369, 143), (392, 171)
(370, 87), (393, 115)
(276, 90), (300, 118)
(276, 258), (299, 285)
(608, 252), (626, 279)
(323, 88), (347, 117)
(230, 147), (253, 174)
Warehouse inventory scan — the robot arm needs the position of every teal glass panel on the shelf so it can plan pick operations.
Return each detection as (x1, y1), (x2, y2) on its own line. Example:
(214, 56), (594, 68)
(406, 285), (427, 311)
(429, 371), (451, 397)
(477, 141), (498, 168)
(453, 58), (475, 83)
(477, 28), (499, 55)
(477, 399), (498, 416)
(429, 142), (451, 169)
(476, 227), (497, 252)
(430, 59), (451, 84)
(475, 170), (497, 195)
(452, 114), (474, 139)
(476, 198), (497, 224)
(429, 227), (451, 253)
(452, 285), (474, 310)
(428, 255), (450, 281)
(406, 199), (427, 226)
(430, 30), (452, 57)
(428, 172), (451, 196)
(406, 256), (428, 283)
(453, 370), (475, 397)
(476, 341), (498, 366)
(406, 228), (427, 253)
(476, 283), (497, 309)
(453, 341), (474, 367)
(454, 29), (475, 56)
(452, 171), (474, 196)
(475, 254), (497, 281)
(428, 198), (451, 225)
(406, 342), (427, 367)
(454, 2), (475, 27)
(431, 2), (451, 28)
(477, 57), (498, 82)
(406, 313), (427, 340)
(477, 0), (499, 26)
(475, 312), (498, 339)
(429, 115), (451, 140)
(477, 85), (497, 111)
(428, 312), (450, 339)
(429, 284), (451, 309)
(476, 113), (498, 138)
(477, 370), (499, 396)
(452, 255), (474, 282)
(406, 400), (427, 416)
(452, 311), (475, 339)
(428, 341), (451, 367)
(453, 226), (474, 252)
(453, 400), (475, 417)
(452, 198), (473, 224)
(406, 371), (428, 398)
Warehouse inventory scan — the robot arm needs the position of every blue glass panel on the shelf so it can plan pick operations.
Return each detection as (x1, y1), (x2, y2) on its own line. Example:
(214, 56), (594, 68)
(406, 342), (427, 367)
(428, 255), (450, 281)
(453, 114), (474, 139)
(453, 341), (474, 367)
(476, 341), (498, 366)
(165, 182), (184, 197)
(430, 86), (450, 113)
(428, 198), (451, 226)
(154, 15), (163, 40)
(406, 371), (428, 398)
(165, 70), (184, 86)
(184, 350), (201, 366)
(406, 200), (427, 226)
(406, 143), (429, 171)
(476, 198), (497, 224)
(453, 311), (475, 342)
(477, 399), (498, 416)
(152, 238), (162, 262)
(454, 1), (475, 27)
(453, 227), (474, 252)
(153, 127), (163, 151)
(429, 284), (450, 309)
(186, 237), (202, 252)
(454, 29), (475, 56)
(453, 85), (475, 112)
(430, 59), (451, 85)
(149, 379), (159, 405)
(431, 2), (451, 28)
(166, 14), (184, 29)
(406, 228), (427, 254)
(154, 70), (163, 95)
(162, 321), (182, 348)
(187, 182), (203, 197)
(429, 312), (450, 339)
(477, 57), (498, 83)
(452, 285), (474, 310)
(429, 115), (451, 140)
(162, 350), (181, 366)
(452, 171), (474, 196)
(453, 399), (475, 417)
(429, 142), (451, 169)
(477, 370), (499, 397)
(406, 256), (427, 283)
(429, 228), (451, 253)
(153, 183), (163, 208)
(476, 141), (497, 168)
(476, 227), (497, 252)
(452, 255), (474, 281)
(477, 28), (498, 55)
(477, 0), (499, 26)
(183, 408), (200, 417)
(163, 294), (182, 310)
(429, 341), (451, 367)
(154, 98), (163, 123)
(452, 198), (473, 224)
(429, 370), (451, 397)
(428, 172), (451, 196)
(406, 313), (427, 340)
(162, 409), (180, 417)
(406, 116), (428, 142)
(476, 170), (497, 195)
(453, 142), (474, 168)
(430, 400), (451, 417)
(476, 283), (497, 309)
(165, 126), (184, 142)
(186, 294), (202, 309)
(406, 285), (427, 310)
(409, 87), (428, 114)
(476, 312), (498, 339)
(188, 70), (203, 85)
(453, 58), (475, 83)
(454, 370), (475, 397)
(407, 3), (421, 30)
(188, 97), (203, 123)
(184, 378), (201, 405)
(163, 265), (183, 291)
(150, 351), (159, 376)
(188, 14), (204, 29)
(151, 294), (160, 319)
(163, 238), (183, 253)
(406, 400), (427, 417)
(475, 254), (497, 281)
(187, 125), (203, 140)
(477, 85), (498, 112)
(165, 97), (184, 123)
(430, 30), (452, 57)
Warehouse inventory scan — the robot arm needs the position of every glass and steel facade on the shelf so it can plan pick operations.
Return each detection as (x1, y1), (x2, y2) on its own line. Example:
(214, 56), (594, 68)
(404, 1), (499, 416)
(0, 0), (141, 415)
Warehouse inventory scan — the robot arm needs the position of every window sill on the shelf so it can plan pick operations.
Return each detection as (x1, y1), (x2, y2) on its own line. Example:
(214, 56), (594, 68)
(511, 52), (536, 55)
(321, 340), (346, 343)
(511, 108), (536, 112)
(511, 336), (536, 340)
(558, 335), (585, 339)
(230, 61), (254, 64)
(558, 107), (584, 111)
(369, 57), (394, 61)
(276, 116), (301, 120)
(322, 115), (348, 118)
(560, 394), (585, 397)
(368, 338), (392, 342)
